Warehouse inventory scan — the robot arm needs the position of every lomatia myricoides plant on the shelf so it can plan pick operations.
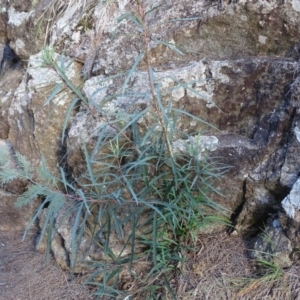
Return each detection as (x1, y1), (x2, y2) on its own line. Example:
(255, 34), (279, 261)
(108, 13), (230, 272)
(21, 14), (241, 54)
(0, 0), (230, 298)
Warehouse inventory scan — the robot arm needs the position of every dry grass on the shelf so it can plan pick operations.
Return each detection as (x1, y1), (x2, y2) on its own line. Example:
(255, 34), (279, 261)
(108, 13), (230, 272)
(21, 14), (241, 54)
(0, 231), (95, 300)
(172, 232), (252, 299)
(230, 264), (300, 300)
(174, 232), (300, 300)
(2, 230), (300, 299)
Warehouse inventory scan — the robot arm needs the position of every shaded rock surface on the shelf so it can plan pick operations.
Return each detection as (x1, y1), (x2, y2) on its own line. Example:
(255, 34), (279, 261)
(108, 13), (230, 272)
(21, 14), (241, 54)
(249, 217), (293, 269)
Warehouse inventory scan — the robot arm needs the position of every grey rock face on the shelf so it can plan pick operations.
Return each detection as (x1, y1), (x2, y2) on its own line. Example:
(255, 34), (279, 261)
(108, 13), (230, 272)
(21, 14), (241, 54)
(282, 178), (300, 219)
(0, 68), (23, 139)
(250, 217), (293, 269)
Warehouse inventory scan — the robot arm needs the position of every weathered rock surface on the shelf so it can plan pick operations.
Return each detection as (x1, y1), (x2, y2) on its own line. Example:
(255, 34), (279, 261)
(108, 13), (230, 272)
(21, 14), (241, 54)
(278, 177), (300, 255)
(72, 56), (300, 235)
(250, 217), (293, 269)
(0, 190), (31, 231)
(0, 69), (23, 139)
(0, 140), (35, 231)
(8, 50), (82, 174)
(0, 0), (300, 269)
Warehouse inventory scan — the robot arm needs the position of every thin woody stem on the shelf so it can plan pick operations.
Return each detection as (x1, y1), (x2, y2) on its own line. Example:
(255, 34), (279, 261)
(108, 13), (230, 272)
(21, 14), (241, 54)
(141, 1), (174, 158)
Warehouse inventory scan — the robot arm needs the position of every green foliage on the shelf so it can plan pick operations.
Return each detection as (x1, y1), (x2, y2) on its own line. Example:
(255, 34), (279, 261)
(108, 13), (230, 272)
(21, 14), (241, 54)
(0, 147), (33, 184)
(41, 47), (88, 105)
(0, 168), (20, 184)
(15, 185), (46, 208)
(0, 1), (232, 299)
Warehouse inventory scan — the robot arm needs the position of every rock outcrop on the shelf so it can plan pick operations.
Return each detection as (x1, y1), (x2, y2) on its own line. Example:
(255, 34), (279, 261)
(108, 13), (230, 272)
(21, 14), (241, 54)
(1, 0), (300, 273)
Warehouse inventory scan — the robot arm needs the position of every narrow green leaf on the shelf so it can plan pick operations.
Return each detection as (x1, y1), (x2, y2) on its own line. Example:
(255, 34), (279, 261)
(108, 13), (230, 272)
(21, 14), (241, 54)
(145, 4), (162, 16)
(109, 206), (123, 239)
(172, 108), (220, 131)
(61, 98), (79, 141)
(41, 48), (88, 105)
(77, 188), (91, 215)
(22, 198), (50, 241)
(163, 275), (177, 300)
(59, 166), (75, 193)
(117, 13), (143, 31)
(82, 142), (97, 187)
(37, 196), (52, 249)
(106, 267), (122, 283)
(44, 83), (63, 106)
(103, 214), (111, 259)
(71, 202), (83, 271)
(156, 41), (184, 55)
(122, 52), (144, 93)
(152, 211), (157, 267)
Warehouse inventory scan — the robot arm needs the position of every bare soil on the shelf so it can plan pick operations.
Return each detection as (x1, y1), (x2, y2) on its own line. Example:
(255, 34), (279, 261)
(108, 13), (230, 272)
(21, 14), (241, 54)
(2, 230), (300, 300)
(0, 231), (94, 300)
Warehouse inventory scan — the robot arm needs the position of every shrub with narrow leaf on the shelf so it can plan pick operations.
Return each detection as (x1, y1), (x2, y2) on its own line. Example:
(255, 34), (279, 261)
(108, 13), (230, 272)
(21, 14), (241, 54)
(0, 1), (231, 298)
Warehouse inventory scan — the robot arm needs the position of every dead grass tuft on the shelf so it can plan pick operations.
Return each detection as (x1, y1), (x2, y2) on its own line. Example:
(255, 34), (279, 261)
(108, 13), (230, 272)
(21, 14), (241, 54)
(231, 264), (300, 300)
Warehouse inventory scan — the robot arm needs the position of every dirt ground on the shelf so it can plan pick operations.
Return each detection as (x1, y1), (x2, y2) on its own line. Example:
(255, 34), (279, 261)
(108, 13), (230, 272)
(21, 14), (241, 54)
(2, 230), (300, 300)
(0, 231), (95, 300)
(175, 232), (300, 300)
